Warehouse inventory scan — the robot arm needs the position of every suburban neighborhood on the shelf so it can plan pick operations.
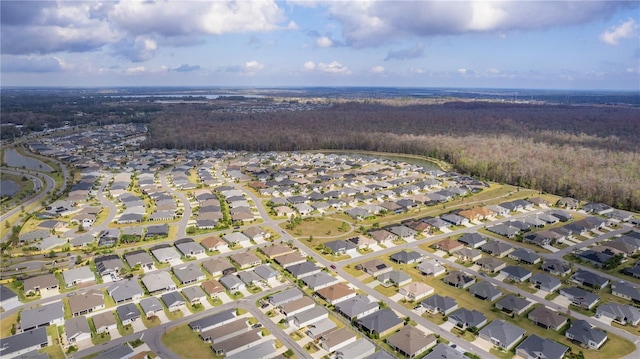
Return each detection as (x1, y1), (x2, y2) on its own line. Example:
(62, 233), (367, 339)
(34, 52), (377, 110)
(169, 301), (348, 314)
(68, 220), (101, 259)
(1, 123), (639, 359)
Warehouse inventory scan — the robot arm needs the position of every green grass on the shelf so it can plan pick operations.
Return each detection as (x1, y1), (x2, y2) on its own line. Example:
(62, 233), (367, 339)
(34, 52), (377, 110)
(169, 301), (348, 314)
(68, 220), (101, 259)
(451, 327), (477, 342)
(62, 298), (72, 319)
(39, 343), (66, 359)
(164, 308), (184, 320)
(186, 302), (205, 314)
(117, 321), (134, 336)
(207, 296), (222, 307)
(102, 288), (116, 308)
(141, 314), (162, 328)
(162, 324), (221, 359)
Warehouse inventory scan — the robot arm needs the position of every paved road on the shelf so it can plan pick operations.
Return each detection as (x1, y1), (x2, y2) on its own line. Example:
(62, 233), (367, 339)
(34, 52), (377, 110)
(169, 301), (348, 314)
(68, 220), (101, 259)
(159, 169), (192, 238)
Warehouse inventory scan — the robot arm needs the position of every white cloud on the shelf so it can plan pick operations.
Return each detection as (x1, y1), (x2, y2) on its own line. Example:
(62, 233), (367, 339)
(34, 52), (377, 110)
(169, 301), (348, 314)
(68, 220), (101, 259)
(322, 1), (630, 47)
(317, 61), (351, 74)
(409, 66), (425, 74)
(303, 61), (316, 70)
(316, 36), (333, 47)
(600, 18), (638, 45)
(245, 60), (265, 74)
(370, 65), (385, 73)
(458, 68), (468, 75)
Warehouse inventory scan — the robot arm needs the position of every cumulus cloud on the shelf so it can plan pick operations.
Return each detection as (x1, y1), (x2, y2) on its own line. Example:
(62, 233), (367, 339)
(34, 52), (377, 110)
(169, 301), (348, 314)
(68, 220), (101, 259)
(170, 64), (201, 72)
(245, 60), (265, 74)
(600, 18), (639, 45)
(1, 56), (66, 73)
(316, 36), (333, 47)
(1, 0), (290, 60)
(303, 60), (351, 74)
(322, 1), (633, 47)
(409, 66), (425, 74)
(385, 43), (425, 61)
(370, 65), (385, 73)
(317, 61), (351, 74)
(112, 36), (159, 62)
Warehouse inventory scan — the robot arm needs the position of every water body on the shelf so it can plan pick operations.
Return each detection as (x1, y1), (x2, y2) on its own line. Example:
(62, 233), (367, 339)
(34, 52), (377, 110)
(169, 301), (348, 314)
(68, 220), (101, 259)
(0, 180), (19, 197)
(3, 148), (53, 172)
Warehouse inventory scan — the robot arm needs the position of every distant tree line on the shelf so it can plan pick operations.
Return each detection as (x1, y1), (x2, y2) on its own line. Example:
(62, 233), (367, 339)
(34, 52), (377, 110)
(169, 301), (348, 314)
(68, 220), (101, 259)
(142, 102), (640, 211)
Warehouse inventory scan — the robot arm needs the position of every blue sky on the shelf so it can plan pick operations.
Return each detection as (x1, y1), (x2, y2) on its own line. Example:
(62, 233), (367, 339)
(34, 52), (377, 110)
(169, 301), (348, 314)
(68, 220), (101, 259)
(1, 0), (639, 90)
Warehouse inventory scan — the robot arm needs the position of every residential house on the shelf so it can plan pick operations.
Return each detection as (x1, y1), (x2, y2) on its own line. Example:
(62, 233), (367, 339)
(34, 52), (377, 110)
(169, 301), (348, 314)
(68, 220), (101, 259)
(611, 281), (640, 303)
(469, 281), (503, 302)
(259, 244), (296, 259)
(141, 271), (177, 294)
(324, 240), (358, 257)
(116, 303), (141, 326)
(139, 296), (164, 318)
(356, 309), (404, 337)
(237, 270), (262, 286)
(432, 238), (464, 254)
(565, 320), (607, 349)
(292, 306), (328, 328)
(368, 229), (397, 246)
(357, 259), (393, 277)
(161, 291), (186, 312)
(189, 309), (236, 332)
(454, 247), (482, 262)
(571, 269), (609, 290)
(528, 306), (568, 331)
(333, 339), (376, 359)
(150, 244), (181, 263)
(242, 226), (270, 242)
(280, 297), (316, 317)
(254, 264), (278, 282)
(495, 294), (533, 315)
(515, 335), (569, 359)
(386, 326), (437, 358)
(478, 320), (526, 350)
(424, 343), (465, 359)
(458, 233), (487, 248)
(199, 318), (248, 344)
(202, 257), (236, 277)
(200, 236), (228, 253)
(487, 224), (520, 238)
(23, 273), (59, 295)
(399, 282), (434, 301)
(596, 303), (640, 326)
(480, 241), (514, 257)
(287, 262), (323, 279)
(219, 274), (245, 292)
(222, 232), (251, 247)
(20, 301), (64, 332)
(274, 252), (307, 268)
(560, 287), (600, 310)
(508, 249), (541, 265)
(389, 250), (423, 264)
(91, 312), (117, 334)
(316, 283), (357, 305)
(529, 273), (562, 293)
(301, 272), (339, 291)
(421, 294), (458, 315)
(173, 263), (206, 285)
(416, 260), (446, 277)
(541, 259), (572, 277)
(65, 316), (91, 344)
(335, 295), (379, 321)
(269, 288), (303, 307)
(305, 318), (338, 340)
(201, 279), (225, 298)
(348, 235), (377, 249)
(448, 308), (488, 330)
(377, 270), (412, 287)
(62, 266), (95, 287)
(211, 329), (262, 356)
(69, 289), (105, 316)
(182, 286), (207, 305)
(108, 279), (144, 304)
(500, 265), (532, 283)
(443, 270), (475, 288)
(0, 327), (48, 359)
(229, 251), (261, 269)
(388, 225), (418, 241)
(174, 238), (205, 258)
(123, 250), (154, 271)
(321, 328), (357, 353)
(475, 257), (506, 273)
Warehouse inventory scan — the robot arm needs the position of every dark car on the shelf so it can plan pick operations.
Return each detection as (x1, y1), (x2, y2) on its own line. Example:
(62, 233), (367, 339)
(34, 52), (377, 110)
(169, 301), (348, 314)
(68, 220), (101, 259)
(330, 264), (337, 270)
(251, 323), (263, 329)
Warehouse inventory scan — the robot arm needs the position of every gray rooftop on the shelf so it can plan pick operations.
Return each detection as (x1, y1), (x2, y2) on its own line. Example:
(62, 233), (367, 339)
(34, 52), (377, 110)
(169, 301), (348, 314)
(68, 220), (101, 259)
(0, 327), (47, 357)
(516, 334), (568, 359)
(21, 301), (64, 331)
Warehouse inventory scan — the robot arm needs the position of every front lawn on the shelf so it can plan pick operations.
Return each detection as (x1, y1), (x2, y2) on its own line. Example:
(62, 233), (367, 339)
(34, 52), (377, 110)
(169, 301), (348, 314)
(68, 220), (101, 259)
(162, 324), (220, 359)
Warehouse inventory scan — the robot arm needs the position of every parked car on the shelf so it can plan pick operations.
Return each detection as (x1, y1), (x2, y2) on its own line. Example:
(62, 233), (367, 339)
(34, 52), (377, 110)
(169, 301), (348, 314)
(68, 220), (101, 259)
(251, 323), (263, 329)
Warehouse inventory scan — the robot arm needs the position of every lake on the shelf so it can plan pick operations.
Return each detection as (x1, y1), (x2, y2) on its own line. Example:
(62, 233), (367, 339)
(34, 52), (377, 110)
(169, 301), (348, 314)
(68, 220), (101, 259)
(3, 148), (53, 172)
(0, 180), (19, 197)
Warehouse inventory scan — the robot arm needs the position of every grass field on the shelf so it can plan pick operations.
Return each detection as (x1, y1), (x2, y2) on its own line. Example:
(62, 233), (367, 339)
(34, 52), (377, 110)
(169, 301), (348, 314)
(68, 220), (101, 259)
(0, 312), (18, 338)
(162, 324), (221, 359)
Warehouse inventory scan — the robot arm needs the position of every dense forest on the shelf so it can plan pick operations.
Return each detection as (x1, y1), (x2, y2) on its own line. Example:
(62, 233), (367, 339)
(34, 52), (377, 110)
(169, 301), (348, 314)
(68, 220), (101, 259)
(142, 102), (640, 211)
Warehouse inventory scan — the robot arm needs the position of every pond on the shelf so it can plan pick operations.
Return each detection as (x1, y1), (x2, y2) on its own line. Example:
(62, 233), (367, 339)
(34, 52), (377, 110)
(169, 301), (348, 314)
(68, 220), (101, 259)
(0, 180), (19, 197)
(3, 148), (53, 172)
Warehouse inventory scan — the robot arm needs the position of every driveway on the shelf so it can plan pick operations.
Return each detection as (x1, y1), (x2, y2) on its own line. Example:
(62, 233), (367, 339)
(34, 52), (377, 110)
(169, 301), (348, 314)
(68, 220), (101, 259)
(131, 319), (146, 332)
(472, 337), (495, 352)
(440, 321), (455, 331)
